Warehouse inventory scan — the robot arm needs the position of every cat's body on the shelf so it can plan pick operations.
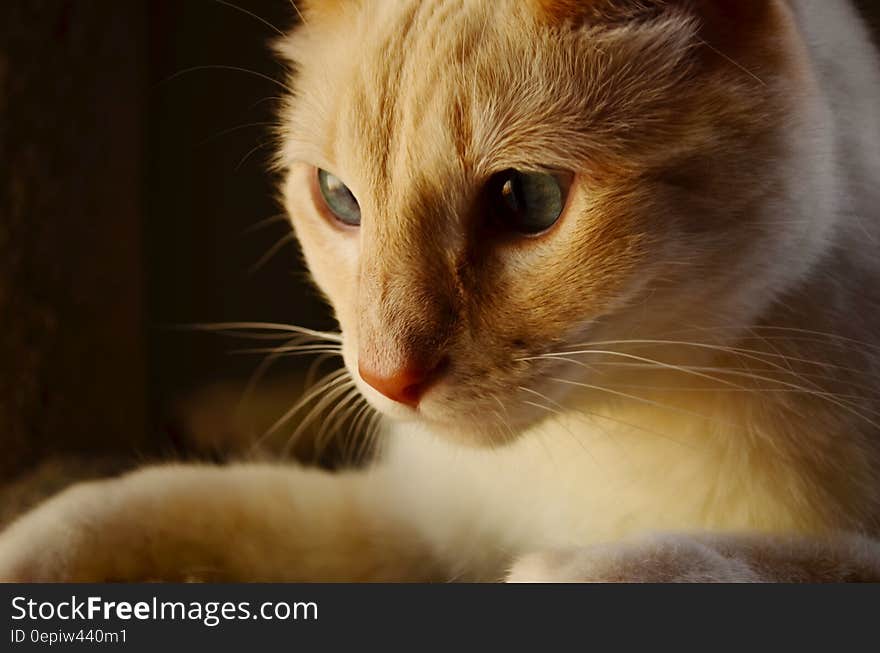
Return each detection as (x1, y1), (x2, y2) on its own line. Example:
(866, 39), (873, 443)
(3, 0), (880, 582)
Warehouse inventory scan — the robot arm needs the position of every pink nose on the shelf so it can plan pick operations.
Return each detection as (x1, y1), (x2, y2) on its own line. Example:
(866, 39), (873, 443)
(358, 361), (440, 408)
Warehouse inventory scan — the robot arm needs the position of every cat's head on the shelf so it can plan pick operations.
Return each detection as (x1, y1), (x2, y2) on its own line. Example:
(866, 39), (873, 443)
(276, 0), (831, 445)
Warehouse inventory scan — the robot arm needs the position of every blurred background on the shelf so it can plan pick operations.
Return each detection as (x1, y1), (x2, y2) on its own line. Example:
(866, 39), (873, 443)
(1, 0), (879, 517)
(0, 1), (342, 517)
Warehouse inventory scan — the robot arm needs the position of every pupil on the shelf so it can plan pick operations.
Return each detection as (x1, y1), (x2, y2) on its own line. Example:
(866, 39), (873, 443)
(317, 169), (360, 225)
(501, 174), (521, 212)
(487, 168), (568, 236)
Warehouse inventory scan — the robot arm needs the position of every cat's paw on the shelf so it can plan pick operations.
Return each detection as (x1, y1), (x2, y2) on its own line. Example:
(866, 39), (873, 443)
(0, 483), (91, 582)
(0, 477), (195, 583)
(507, 535), (761, 583)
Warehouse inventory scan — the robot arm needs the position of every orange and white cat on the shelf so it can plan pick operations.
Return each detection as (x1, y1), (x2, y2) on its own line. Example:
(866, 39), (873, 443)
(3, 0), (880, 582)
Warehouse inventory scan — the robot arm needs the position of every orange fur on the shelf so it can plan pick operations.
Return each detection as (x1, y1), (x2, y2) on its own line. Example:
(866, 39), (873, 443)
(3, 0), (880, 583)
(277, 0), (880, 541)
(276, 0), (813, 441)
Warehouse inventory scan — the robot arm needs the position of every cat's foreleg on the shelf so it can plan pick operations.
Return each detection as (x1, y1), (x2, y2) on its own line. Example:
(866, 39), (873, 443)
(507, 533), (880, 583)
(0, 463), (438, 582)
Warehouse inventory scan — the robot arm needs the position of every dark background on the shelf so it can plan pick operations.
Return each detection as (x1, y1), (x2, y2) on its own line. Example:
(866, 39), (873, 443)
(0, 0), (332, 483)
(1, 0), (879, 484)
(144, 0), (335, 455)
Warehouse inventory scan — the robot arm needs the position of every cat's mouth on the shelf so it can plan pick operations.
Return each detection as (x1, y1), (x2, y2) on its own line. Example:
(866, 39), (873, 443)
(349, 357), (581, 446)
(340, 332), (596, 445)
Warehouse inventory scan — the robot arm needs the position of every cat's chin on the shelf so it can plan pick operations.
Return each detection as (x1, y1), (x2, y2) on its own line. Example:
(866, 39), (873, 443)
(384, 402), (551, 450)
(417, 419), (524, 449)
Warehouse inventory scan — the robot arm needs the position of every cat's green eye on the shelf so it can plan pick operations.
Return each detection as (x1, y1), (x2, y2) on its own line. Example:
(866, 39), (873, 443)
(489, 169), (570, 235)
(316, 169), (361, 227)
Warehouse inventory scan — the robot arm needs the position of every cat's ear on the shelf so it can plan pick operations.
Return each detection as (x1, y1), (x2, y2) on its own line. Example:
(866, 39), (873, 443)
(531, 0), (786, 63)
(530, 0), (660, 23)
(277, 0), (356, 62)
(531, 0), (778, 39)
(531, 0), (769, 22)
(294, 0), (355, 23)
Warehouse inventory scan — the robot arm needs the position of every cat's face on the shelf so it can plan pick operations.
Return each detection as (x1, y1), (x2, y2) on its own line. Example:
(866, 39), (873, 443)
(278, 0), (823, 445)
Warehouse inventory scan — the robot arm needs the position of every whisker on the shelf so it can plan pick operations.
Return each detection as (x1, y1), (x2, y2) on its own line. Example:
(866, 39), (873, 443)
(696, 37), (766, 86)
(601, 382), (869, 398)
(671, 325), (880, 355)
(548, 376), (743, 429)
(305, 353), (343, 389)
(282, 380), (356, 457)
(518, 386), (617, 451)
(213, 0), (285, 36)
(561, 358), (880, 413)
(248, 231), (296, 275)
(235, 140), (272, 172)
(259, 368), (350, 445)
(192, 331), (317, 342)
(158, 65), (294, 94)
(516, 402), (564, 472)
(518, 386), (566, 412)
(491, 395), (521, 443)
(561, 339), (857, 375)
(546, 339), (878, 397)
(289, 0), (308, 25)
(525, 349), (747, 390)
(336, 400), (373, 461)
(354, 411), (376, 462)
(236, 336), (307, 432)
(243, 213), (289, 235)
(317, 387), (362, 448)
(519, 398), (600, 466)
(343, 401), (374, 463)
(519, 385), (693, 450)
(180, 322), (342, 343)
(246, 95), (285, 112)
(538, 353), (880, 430)
(230, 344), (342, 356)
(309, 388), (362, 462)
(198, 121), (274, 147)
(357, 410), (385, 462)
(744, 326), (798, 377)
(566, 359), (827, 380)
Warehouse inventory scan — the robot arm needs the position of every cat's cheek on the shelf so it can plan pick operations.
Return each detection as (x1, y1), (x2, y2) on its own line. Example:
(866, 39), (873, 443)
(299, 236), (358, 325)
(285, 191), (360, 324)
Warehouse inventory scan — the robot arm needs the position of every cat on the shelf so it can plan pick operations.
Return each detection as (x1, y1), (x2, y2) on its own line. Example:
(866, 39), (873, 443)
(2, 0), (880, 582)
